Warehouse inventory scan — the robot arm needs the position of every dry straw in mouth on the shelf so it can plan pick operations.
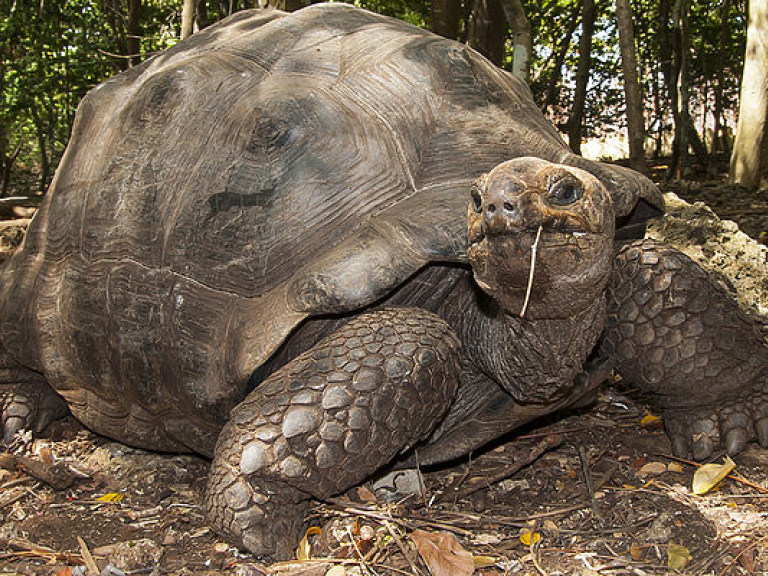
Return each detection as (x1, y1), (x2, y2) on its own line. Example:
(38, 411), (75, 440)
(519, 224), (543, 318)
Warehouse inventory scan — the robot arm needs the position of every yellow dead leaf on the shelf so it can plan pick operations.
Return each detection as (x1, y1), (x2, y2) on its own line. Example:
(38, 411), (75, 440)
(667, 542), (692, 570)
(629, 541), (643, 561)
(473, 555), (499, 568)
(325, 566), (347, 576)
(95, 492), (123, 502)
(520, 529), (541, 546)
(641, 414), (661, 426)
(411, 529), (474, 576)
(692, 456), (736, 495)
(638, 461), (667, 477)
(295, 526), (322, 561)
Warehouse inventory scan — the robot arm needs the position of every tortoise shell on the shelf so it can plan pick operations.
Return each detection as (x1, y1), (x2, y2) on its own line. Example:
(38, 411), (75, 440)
(0, 4), (660, 454)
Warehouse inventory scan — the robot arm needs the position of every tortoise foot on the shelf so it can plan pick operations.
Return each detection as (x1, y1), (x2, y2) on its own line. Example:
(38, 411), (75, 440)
(1, 382), (68, 444)
(206, 307), (461, 559)
(665, 391), (768, 459)
(0, 346), (68, 444)
(206, 458), (307, 560)
(603, 240), (768, 460)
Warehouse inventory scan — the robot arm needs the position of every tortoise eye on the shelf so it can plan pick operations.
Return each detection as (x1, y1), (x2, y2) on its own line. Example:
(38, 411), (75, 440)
(549, 177), (583, 206)
(470, 186), (483, 213)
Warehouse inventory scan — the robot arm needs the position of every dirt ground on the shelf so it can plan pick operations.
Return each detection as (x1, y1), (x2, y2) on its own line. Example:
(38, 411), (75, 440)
(2, 161), (768, 576)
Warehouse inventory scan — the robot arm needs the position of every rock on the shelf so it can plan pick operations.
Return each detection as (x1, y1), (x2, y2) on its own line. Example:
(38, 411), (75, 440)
(649, 193), (768, 320)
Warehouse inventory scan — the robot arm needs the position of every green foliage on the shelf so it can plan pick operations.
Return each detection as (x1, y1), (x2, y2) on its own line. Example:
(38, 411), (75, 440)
(0, 0), (180, 194)
(350, 0), (428, 27)
(0, 0), (753, 194)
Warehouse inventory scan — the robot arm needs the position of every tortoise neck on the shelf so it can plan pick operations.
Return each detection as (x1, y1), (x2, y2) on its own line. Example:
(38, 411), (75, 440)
(442, 278), (607, 404)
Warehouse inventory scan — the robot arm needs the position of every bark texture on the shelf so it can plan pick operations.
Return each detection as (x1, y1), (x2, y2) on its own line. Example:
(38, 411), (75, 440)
(499, 0), (531, 81)
(468, 0), (507, 66)
(730, 0), (768, 189)
(567, 0), (596, 154)
(615, 0), (646, 171)
(431, 0), (462, 40)
(181, 0), (196, 39)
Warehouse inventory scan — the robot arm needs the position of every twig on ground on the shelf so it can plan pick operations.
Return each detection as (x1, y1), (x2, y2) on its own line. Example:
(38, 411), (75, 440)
(0, 537), (82, 564)
(451, 434), (563, 500)
(529, 522), (549, 576)
(382, 520), (426, 576)
(77, 536), (100, 576)
(433, 504), (589, 528)
(0, 452), (78, 490)
(718, 535), (768, 576)
(579, 445), (602, 524)
(320, 500), (476, 538)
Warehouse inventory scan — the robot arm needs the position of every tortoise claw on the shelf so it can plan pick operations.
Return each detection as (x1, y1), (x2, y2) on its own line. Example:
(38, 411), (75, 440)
(670, 432), (691, 459)
(756, 418), (768, 448)
(725, 428), (748, 456)
(692, 433), (715, 461)
(1, 382), (68, 445)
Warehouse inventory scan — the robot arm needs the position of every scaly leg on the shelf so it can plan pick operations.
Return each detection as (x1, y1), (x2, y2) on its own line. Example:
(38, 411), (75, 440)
(0, 344), (68, 443)
(601, 240), (768, 459)
(206, 307), (461, 560)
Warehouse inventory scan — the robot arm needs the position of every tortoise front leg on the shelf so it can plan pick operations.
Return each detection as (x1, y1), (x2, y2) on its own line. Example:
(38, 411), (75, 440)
(205, 307), (461, 560)
(601, 239), (768, 459)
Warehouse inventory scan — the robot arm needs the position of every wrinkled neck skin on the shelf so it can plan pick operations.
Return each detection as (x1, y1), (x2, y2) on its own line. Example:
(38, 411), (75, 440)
(440, 275), (607, 405)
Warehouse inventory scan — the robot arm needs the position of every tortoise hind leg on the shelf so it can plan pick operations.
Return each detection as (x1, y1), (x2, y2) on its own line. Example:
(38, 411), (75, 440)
(0, 344), (68, 444)
(206, 307), (461, 560)
(601, 239), (768, 460)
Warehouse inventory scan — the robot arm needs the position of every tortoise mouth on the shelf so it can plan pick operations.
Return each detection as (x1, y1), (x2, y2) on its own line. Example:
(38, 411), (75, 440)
(466, 226), (613, 319)
(467, 224), (596, 253)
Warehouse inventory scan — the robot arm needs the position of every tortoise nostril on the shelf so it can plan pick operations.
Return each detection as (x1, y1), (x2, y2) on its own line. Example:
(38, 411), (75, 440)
(503, 202), (514, 212)
(487, 204), (496, 213)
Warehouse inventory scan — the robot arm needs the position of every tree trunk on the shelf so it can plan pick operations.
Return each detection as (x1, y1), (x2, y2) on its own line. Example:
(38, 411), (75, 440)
(266, 0), (310, 10)
(730, 0), (768, 190)
(181, 0), (196, 39)
(566, 0), (596, 155)
(126, 0), (142, 67)
(28, 103), (49, 194)
(498, 0), (531, 81)
(196, 0), (210, 29)
(668, 0), (689, 179)
(615, 0), (646, 171)
(431, 0), (462, 40)
(468, 0), (507, 67)
(542, 0), (581, 114)
(709, 0), (731, 168)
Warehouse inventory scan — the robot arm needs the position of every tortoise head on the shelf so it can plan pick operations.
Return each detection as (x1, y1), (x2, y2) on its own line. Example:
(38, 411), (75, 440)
(467, 157), (615, 319)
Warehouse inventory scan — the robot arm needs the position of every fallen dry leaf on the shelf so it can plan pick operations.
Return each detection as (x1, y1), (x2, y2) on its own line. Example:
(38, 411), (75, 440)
(296, 527), (322, 561)
(637, 461), (667, 477)
(356, 485), (377, 502)
(473, 555), (501, 568)
(411, 529), (474, 576)
(667, 542), (692, 570)
(692, 456), (736, 495)
(95, 492), (123, 502)
(640, 414), (661, 427)
(519, 529), (541, 546)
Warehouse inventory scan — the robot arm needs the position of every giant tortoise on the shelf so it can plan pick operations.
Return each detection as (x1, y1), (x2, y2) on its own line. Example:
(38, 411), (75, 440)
(1, 3), (767, 559)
